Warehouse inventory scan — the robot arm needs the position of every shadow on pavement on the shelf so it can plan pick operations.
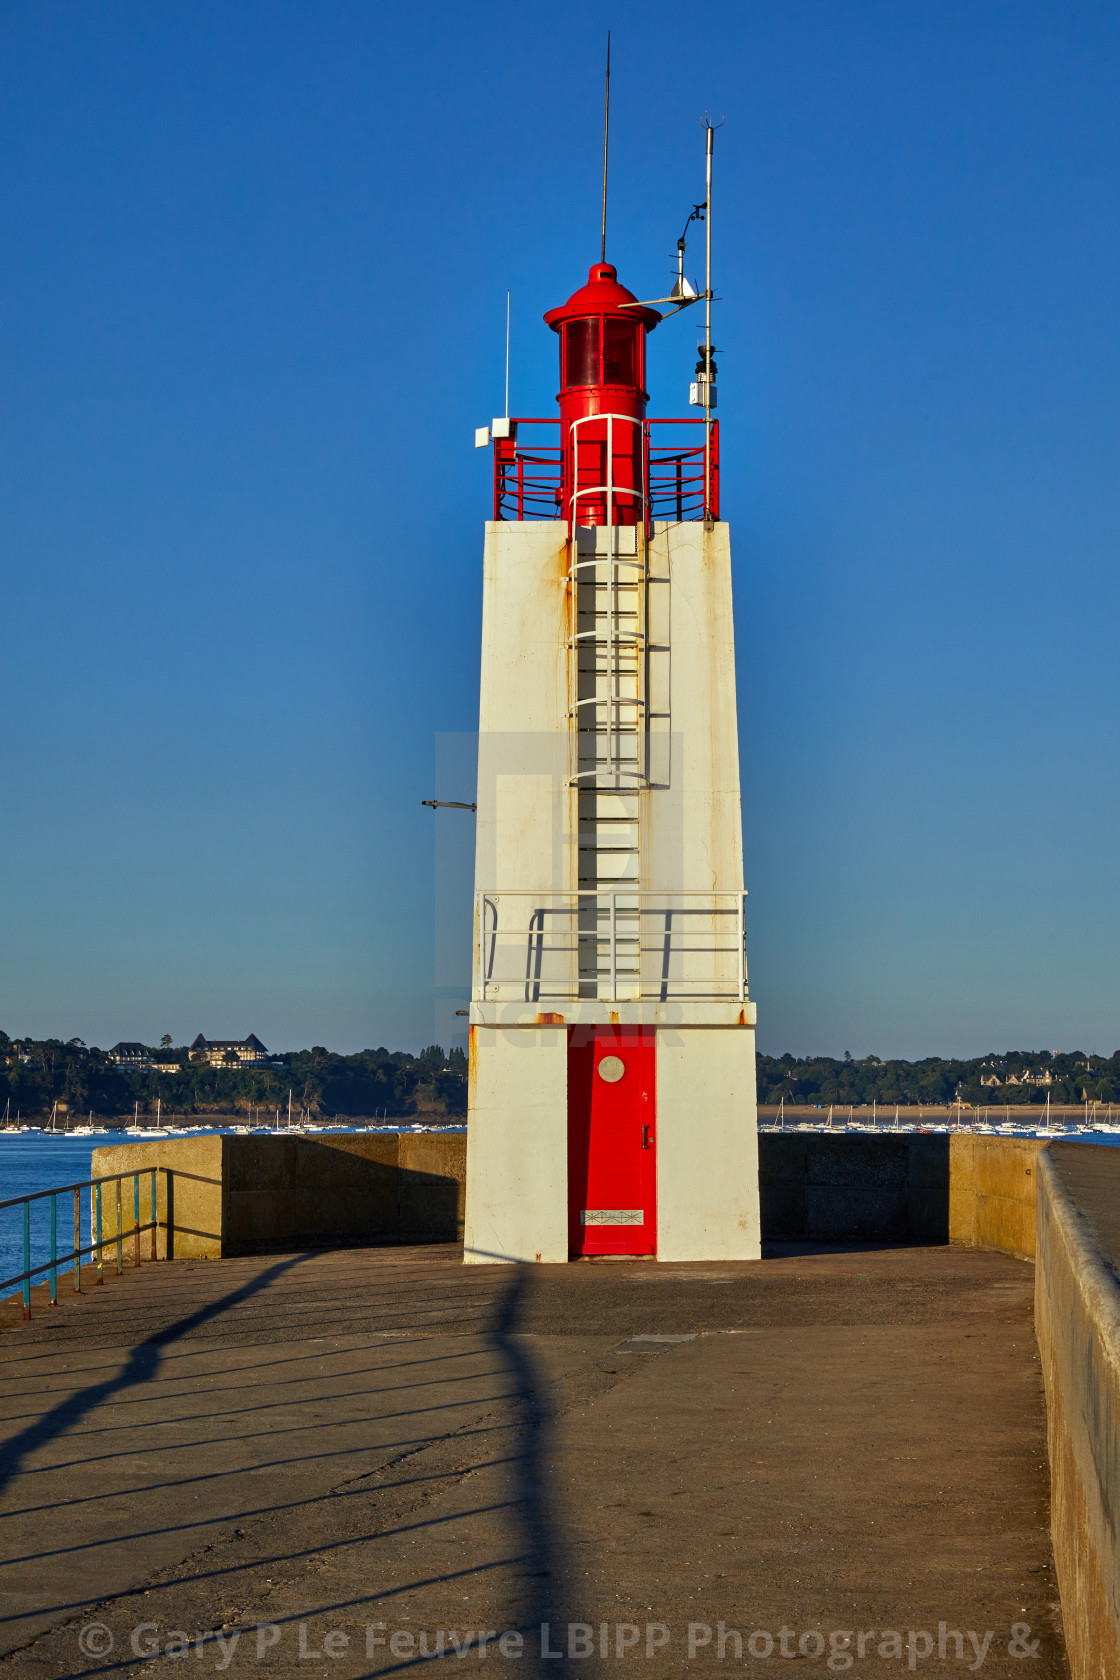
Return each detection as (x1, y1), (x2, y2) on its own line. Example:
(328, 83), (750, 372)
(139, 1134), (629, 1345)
(0, 1253), (313, 1502)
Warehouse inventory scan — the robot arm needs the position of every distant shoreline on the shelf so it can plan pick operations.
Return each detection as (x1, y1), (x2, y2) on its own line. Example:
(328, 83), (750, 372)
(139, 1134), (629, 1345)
(0, 1114), (464, 1134)
(759, 1102), (1114, 1124)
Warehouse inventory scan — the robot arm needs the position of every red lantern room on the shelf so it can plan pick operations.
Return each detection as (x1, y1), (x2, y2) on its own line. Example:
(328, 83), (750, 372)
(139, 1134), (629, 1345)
(544, 263), (661, 527)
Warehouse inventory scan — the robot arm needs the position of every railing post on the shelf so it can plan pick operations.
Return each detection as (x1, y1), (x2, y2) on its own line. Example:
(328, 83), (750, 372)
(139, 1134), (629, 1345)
(22, 1202), (30, 1320)
(151, 1169), (158, 1262)
(73, 1188), (81, 1292)
(517, 451), (524, 521)
(477, 892), (484, 1003)
(133, 1174), (141, 1268)
(607, 414), (613, 528)
(737, 893), (745, 1003)
(95, 1183), (103, 1284)
(609, 893), (617, 1003)
(676, 457), (683, 523)
(564, 419), (571, 533)
(704, 405), (712, 523)
(115, 1179), (123, 1275)
(49, 1194), (57, 1306)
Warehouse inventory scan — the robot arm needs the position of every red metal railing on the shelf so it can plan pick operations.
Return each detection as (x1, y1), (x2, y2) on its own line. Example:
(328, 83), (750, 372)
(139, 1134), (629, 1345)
(493, 420), (563, 522)
(494, 418), (719, 529)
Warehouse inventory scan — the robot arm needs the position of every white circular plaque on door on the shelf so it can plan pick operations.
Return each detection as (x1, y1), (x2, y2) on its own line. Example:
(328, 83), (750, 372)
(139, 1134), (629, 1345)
(597, 1056), (626, 1083)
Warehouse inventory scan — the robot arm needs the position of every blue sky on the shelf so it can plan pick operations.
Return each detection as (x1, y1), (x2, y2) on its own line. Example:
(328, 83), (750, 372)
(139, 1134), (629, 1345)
(3, 1), (1120, 1058)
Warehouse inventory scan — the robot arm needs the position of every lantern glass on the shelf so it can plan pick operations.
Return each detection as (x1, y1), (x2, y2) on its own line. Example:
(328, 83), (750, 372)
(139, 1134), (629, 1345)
(603, 319), (637, 385)
(564, 318), (600, 387)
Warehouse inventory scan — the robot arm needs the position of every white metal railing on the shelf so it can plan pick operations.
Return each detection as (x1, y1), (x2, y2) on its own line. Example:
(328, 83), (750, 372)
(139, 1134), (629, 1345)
(567, 411), (647, 529)
(568, 541), (646, 789)
(567, 422), (648, 791)
(474, 891), (747, 1005)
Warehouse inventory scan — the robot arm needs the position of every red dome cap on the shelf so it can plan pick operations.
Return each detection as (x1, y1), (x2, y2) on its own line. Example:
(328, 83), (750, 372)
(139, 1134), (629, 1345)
(544, 263), (661, 334)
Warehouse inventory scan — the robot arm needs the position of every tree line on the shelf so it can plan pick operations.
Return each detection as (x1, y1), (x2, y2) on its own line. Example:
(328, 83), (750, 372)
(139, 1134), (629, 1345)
(6, 1031), (1112, 1121)
(757, 1050), (1120, 1107)
(0, 1034), (467, 1122)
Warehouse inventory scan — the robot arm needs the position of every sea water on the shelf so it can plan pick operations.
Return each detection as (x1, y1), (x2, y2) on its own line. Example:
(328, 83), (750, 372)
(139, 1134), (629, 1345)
(0, 1134), (103, 1293)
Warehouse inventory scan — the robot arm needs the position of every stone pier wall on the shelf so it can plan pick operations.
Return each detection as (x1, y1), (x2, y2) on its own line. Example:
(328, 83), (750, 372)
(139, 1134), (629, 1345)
(94, 1129), (1046, 1257)
(91, 1133), (467, 1257)
(1034, 1146), (1120, 1680)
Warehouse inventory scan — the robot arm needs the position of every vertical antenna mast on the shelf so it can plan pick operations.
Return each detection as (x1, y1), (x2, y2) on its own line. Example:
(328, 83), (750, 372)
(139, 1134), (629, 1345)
(703, 119), (715, 525)
(504, 290), (510, 418)
(600, 32), (611, 264)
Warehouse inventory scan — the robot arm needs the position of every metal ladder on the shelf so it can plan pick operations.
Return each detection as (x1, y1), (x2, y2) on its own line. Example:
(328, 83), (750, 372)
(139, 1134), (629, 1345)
(569, 523), (646, 999)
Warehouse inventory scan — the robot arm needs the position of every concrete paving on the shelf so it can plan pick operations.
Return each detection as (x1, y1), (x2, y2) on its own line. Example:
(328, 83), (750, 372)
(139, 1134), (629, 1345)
(0, 1244), (1067, 1677)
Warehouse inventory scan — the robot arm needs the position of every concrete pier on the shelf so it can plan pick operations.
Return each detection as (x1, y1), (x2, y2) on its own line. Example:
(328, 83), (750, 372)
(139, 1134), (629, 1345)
(0, 1241), (1066, 1676)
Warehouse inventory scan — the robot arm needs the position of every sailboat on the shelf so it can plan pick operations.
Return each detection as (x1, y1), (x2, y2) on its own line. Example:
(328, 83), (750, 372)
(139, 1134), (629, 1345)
(1033, 1089), (1060, 1138)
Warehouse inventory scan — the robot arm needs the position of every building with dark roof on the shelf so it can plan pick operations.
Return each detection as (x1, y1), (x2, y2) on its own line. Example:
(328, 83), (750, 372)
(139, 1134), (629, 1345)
(108, 1042), (152, 1067)
(190, 1034), (269, 1067)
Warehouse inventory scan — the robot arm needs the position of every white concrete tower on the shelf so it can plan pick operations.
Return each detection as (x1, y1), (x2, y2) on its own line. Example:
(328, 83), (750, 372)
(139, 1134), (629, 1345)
(464, 193), (759, 1264)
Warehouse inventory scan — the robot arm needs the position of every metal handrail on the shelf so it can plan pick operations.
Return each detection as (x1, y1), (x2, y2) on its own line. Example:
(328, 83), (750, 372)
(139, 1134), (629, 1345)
(568, 411), (646, 532)
(566, 440), (649, 790)
(1, 1167), (164, 1321)
(475, 889), (748, 1005)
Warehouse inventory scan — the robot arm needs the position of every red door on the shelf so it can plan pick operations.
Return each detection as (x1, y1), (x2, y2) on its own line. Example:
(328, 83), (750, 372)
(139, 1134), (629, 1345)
(567, 1026), (656, 1257)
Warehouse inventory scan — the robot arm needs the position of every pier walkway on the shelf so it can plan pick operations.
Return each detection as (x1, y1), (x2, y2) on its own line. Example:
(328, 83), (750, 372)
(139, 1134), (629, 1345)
(0, 1244), (1066, 1676)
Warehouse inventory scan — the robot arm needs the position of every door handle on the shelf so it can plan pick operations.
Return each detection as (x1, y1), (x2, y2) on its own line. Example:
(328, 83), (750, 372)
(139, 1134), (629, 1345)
(641, 1125), (653, 1149)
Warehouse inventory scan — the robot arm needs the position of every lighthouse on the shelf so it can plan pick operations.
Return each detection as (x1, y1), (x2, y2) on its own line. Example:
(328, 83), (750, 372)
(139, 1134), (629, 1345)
(463, 134), (759, 1265)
